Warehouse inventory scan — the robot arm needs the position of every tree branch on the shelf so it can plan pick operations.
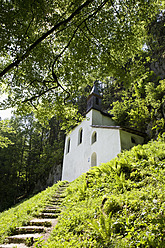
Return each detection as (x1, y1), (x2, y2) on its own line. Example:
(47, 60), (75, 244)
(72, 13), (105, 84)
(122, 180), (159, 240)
(83, 21), (118, 63)
(110, 0), (125, 23)
(24, 17), (34, 39)
(51, 0), (110, 102)
(3, 0), (110, 107)
(52, 0), (110, 67)
(22, 84), (59, 103)
(0, 0), (94, 78)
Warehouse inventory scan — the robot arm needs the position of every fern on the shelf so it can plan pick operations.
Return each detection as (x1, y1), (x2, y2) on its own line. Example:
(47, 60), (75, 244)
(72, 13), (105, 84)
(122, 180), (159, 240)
(90, 212), (113, 243)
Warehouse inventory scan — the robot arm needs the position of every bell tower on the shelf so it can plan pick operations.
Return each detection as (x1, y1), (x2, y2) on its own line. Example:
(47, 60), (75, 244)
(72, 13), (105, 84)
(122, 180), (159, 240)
(86, 83), (102, 113)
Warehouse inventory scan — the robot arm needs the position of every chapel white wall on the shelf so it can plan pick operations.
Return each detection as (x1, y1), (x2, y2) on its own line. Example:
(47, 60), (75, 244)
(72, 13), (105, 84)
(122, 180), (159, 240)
(120, 130), (144, 150)
(62, 110), (121, 182)
(62, 109), (145, 182)
(92, 110), (116, 126)
(62, 111), (92, 182)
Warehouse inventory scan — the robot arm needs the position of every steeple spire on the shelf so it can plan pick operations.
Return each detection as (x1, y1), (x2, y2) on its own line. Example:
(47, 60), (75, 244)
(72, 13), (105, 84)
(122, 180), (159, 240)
(86, 82), (102, 112)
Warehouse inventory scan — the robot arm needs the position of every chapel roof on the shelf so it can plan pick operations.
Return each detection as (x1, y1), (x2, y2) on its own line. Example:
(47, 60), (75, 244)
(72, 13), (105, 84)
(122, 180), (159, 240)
(90, 83), (100, 95)
(91, 125), (146, 137)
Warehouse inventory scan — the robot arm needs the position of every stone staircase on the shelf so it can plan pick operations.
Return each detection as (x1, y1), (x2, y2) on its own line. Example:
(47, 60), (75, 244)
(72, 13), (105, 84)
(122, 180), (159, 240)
(0, 183), (68, 248)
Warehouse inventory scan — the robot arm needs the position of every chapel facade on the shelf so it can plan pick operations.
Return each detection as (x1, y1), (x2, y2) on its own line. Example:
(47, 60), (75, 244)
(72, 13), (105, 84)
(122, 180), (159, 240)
(62, 84), (144, 182)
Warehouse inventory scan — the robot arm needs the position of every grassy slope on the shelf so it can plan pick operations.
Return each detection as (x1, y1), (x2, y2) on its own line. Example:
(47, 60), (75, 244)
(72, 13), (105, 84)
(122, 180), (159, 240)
(0, 138), (164, 247)
(44, 137), (165, 248)
(0, 181), (66, 243)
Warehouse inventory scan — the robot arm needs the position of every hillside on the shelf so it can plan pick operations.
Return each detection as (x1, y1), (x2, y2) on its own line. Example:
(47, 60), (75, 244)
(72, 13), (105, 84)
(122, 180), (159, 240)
(45, 136), (165, 247)
(0, 136), (165, 247)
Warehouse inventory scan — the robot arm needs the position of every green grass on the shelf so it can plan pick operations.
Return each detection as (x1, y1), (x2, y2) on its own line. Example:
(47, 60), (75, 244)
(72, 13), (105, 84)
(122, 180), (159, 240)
(1, 136), (165, 247)
(0, 180), (66, 243)
(43, 135), (165, 247)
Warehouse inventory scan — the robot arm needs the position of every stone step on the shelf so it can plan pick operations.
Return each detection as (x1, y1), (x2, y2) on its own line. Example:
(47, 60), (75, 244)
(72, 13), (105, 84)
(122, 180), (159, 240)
(28, 218), (53, 227)
(51, 196), (65, 200)
(48, 202), (63, 206)
(44, 208), (61, 213)
(49, 198), (63, 203)
(0, 185), (69, 248)
(45, 205), (61, 209)
(16, 226), (45, 234)
(51, 196), (64, 199)
(56, 189), (67, 193)
(59, 183), (69, 188)
(38, 212), (59, 219)
(55, 194), (66, 197)
(0, 243), (28, 248)
(6, 233), (42, 245)
(48, 199), (62, 203)
(47, 202), (62, 207)
(57, 185), (68, 188)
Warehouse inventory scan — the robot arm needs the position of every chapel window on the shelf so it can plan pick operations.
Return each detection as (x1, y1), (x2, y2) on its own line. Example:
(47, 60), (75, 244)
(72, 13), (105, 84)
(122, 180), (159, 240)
(91, 131), (97, 144)
(131, 136), (136, 144)
(91, 152), (97, 167)
(78, 128), (83, 145)
(66, 138), (70, 154)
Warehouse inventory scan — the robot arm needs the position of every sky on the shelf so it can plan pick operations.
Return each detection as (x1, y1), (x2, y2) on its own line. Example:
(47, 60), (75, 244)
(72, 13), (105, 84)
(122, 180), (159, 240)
(0, 108), (13, 120)
(0, 95), (13, 120)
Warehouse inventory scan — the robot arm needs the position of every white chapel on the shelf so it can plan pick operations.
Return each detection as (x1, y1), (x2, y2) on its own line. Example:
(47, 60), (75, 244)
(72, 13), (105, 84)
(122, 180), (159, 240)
(62, 84), (144, 182)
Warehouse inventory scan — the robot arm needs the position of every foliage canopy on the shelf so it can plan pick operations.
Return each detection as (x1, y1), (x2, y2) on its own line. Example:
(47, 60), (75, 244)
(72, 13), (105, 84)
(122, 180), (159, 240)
(0, 0), (163, 122)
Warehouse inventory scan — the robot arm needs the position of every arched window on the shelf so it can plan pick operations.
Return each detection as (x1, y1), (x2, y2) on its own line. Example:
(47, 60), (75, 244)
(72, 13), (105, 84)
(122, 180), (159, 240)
(91, 152), (97, 167)
(91, 131), (97, 144)
(66, 138), (70, 154)
(78, 128), (83, 145)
